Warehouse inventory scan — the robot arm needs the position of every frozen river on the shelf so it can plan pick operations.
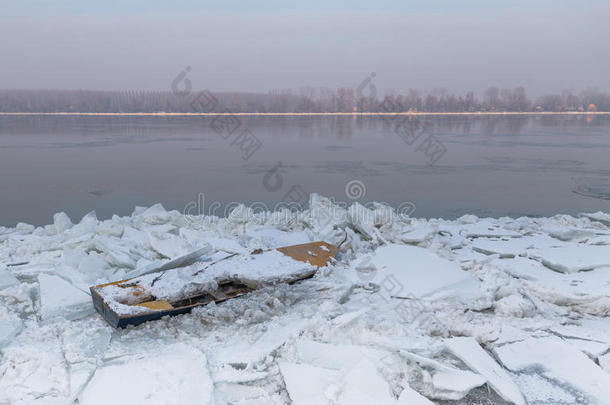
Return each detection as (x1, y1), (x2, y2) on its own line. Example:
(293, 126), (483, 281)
(1, 115), (609, 226)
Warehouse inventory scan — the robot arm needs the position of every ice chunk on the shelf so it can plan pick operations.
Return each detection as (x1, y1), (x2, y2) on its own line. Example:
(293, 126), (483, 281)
(529, 245), (610, 273)
(214, 383), (279, 404)
(470, 234), (564, 257)
(541, 226), (605, 241)
(459, 221), (522, 238)
(52, 212), (73, 234)
(494, 337), (610, 404)
(398, 386), (436, 404)
(0, 268), (19, 290)
(582, 211), (610, 226)
(400, 350), (485, 400)
(551, 319), (610, 345)
(599, 352), (610, 373)
(339, 358), (413, 404)
(444, 337), (525, 405)
(93, 237), (137, 269)
(432, 369), (486, 399)
(512, 373), (576, 404)
(295, 339), (387, 370)
(148, 233), (192, 259)
(278, 362), (340, 404)
(0, 303), (22, 348)
(398, 225), (436, 243)
(69, 361), (97, 402)
(491, 257), (610, 309)
(493, 293), (536, 318)
(211, 364), (268, 384)
(127, 244), (212, 278)
(279, 358), (434, 405)
(79, 344), (213, 405)
(38, 274), (92, 321)
(62, 323), (111, 364)
(97, 220), (123, 237)
(244, 226), (311, 248)
(138, 203), (171, 224)
(0, 336), (69, 403)
(212, 317), (311, 366)
(368, 244), (473, 298)
(331, 309), (368, 328)
(563, 338), (609, 358)
(70, 211), (98, 236)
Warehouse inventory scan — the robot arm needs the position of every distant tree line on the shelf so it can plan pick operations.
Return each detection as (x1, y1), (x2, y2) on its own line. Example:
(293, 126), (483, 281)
(0, 87), (608, 113)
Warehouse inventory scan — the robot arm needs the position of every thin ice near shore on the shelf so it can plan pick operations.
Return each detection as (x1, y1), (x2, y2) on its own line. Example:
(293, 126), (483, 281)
(1, 194), (610, 404)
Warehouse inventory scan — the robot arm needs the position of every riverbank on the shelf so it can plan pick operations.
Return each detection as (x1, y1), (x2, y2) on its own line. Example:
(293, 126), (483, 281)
(1, 195), (610, 404)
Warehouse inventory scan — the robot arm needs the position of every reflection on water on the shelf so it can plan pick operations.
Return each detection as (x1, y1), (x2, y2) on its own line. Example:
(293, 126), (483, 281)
(0, 115), (609, 226)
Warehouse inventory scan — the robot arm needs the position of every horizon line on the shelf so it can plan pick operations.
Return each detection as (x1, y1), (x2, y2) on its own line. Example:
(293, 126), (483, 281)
(0, 112), (609, 117)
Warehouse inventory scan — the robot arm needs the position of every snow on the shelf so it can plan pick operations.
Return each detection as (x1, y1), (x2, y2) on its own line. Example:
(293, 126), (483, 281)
(1, 195), (610, 403)
(494, 337), (610, 404)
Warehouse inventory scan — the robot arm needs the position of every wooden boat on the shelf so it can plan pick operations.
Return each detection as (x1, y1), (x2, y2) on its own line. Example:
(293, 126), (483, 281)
(90, 241), (338, 328)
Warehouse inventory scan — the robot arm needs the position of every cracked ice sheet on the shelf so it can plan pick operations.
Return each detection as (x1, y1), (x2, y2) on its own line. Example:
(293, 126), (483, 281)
(490, 257), (610, 304)
(494, 336), (610, 404)
(444, 337), (525, 405)
(38, 274), (92, 321)
(529, 245), (610, 273)
(367, 244), (476, 298)
(445, 221), (523, 238)
(210, 315), (314, 366)
(0, 325), (70, 404)
(279, 358), (434, 405)
(469, 234), (565, 257)
(79, 343), (213, 405)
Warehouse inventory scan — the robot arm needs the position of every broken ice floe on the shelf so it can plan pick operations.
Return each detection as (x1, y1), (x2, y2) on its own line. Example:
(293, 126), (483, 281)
(529, 244), (610, 273)
(363, 244), (475, 298)
(38, 274), (92, 321)
(279, 358), (434, 405)
(494, 336), (610, 404)
(79, 343), (213, 405)
(445, 337), (525, 405)
(1, 196), (610, 403)
(0, 302), (22, 348)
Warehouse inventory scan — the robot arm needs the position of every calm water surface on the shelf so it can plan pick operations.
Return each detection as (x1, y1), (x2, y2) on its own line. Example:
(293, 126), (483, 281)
(1, 115), (609, 226)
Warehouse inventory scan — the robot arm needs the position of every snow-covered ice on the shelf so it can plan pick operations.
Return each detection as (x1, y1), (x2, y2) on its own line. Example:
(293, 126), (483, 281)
(1, 196), (610, 404)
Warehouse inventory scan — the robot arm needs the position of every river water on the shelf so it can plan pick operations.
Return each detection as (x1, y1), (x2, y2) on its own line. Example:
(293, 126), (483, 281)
(1, 115), (609, 226)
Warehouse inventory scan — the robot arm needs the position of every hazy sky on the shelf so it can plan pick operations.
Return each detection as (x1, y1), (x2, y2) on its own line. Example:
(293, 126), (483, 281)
(1, 0), (609, 96)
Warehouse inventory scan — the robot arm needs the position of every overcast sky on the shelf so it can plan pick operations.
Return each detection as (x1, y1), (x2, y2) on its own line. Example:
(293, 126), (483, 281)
(1, 0), (609, 96)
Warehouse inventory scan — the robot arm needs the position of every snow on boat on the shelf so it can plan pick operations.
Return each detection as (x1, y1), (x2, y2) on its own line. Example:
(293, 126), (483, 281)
(90, 241), (338, 328)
